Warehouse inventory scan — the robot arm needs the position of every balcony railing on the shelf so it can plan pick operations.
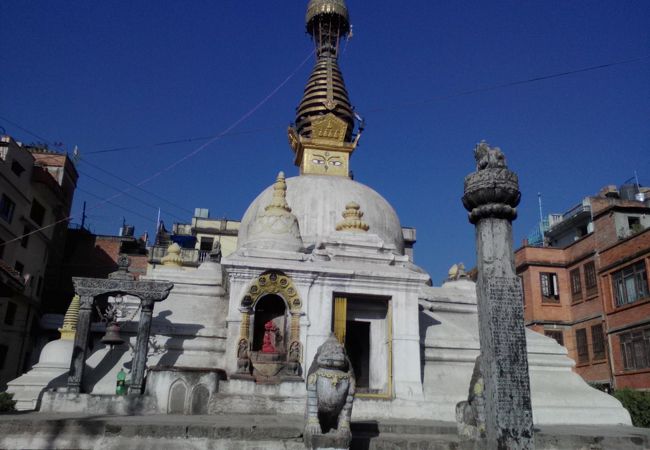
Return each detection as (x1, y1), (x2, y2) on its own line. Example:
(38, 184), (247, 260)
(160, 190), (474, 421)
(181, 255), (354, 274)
(562, 203), (591, 221)
(148, 246), (201, 267)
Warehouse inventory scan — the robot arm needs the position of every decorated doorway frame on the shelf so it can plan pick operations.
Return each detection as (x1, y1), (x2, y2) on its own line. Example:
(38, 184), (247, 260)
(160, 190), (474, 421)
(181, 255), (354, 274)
(235, 271), (303, 378)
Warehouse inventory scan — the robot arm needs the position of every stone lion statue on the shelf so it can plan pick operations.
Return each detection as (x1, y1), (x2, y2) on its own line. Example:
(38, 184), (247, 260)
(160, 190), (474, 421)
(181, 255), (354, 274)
(304, 334), (355, 448)
(474, 140), (506, 171)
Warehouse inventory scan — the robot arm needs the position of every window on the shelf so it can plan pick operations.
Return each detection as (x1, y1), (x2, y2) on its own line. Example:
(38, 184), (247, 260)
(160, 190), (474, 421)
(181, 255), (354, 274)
(544, 329), (564, 346)
(0, 344), (8, 370)
(540, 272), (560, 302)
(576, 328), (589, 364)
(628, 216), (643, 234)
(591, 324), (606, 360)
(570, 268), (582, 302)
(10, 160), (25, 177)
(199, 237), (214, 252)
(29, 199), (46, 226)
(620, 327), (650, 371)
(584, 261), (598, 296)
(4, 301), (17, 325)
(20, 225), (31, 248)
(0, 194), (16, 223)
(14, 260), (24, 276)
(612, 261), (649, 307)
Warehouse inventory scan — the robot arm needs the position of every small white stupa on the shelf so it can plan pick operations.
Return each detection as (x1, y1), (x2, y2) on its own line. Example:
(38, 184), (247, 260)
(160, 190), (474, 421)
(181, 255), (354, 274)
(6, 295), (79, 410)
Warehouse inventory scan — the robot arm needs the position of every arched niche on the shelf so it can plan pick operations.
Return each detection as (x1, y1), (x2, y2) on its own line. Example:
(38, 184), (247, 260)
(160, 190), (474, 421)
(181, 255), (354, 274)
(251, 294), (287, 353)
(234, 271), (303, 381)
(190, 384), (210, 415)
(168, 379), (187, 414)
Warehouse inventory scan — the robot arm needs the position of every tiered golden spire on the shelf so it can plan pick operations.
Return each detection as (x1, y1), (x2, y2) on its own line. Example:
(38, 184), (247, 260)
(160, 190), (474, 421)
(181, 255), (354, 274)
(59, 295), (80, 341)
(288, 0), (361, 177)
(336, 202), (369, 232)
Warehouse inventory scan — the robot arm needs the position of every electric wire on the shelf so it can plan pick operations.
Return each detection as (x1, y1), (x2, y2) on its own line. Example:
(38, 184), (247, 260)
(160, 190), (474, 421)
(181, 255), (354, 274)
(0, 49), (316, 247)
(10, 53), (644, 157)
(77, 158), (195, 216)
(77, 168), (188, 222)
(0, 53), (646, 246)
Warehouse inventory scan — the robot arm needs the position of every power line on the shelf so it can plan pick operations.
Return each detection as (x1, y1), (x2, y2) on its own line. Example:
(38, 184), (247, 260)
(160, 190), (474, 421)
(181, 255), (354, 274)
(366, 54), (650, 112)
(1, 54), (646, 159)
(54, 54), (650, 156)
(77, 158), (195, 216)
(85, 126), (281, 155)
(77, 187), (156, 223)
(0, 115), (52, 144)
(77, 168), (187, 222)
(0, 49), (316, 247)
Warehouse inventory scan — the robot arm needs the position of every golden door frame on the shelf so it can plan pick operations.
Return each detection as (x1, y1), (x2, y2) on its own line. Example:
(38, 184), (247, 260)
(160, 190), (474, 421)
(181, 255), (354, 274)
(333, 295), (393, 400)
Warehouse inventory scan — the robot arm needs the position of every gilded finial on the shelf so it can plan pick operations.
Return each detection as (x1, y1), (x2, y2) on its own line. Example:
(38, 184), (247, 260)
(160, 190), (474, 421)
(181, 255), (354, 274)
(265, 172), (292, 215)
(447, 263), (468, 281)
(161, 243), (183, 267)
(59, 295), (80, 340)
(336, 201), (369, 232)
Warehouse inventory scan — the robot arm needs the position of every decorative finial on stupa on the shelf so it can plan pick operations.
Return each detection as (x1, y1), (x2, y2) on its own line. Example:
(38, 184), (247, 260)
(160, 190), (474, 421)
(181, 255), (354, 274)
(448, 263), (468, 281)
(161, 242), (183, 267)
(264, 172), (292, 215)
(59, 295), (80, 341)
(336, 201), (369, 232)
(245, 172), (304, 252)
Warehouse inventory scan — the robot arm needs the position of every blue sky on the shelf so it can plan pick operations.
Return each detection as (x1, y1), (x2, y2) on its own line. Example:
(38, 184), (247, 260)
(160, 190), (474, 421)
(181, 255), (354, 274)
(1, 1), (648, 281)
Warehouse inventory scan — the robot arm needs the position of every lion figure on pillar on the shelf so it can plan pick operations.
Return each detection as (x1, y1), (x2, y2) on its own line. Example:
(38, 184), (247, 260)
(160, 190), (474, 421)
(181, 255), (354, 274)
(304, 334), (355, 448)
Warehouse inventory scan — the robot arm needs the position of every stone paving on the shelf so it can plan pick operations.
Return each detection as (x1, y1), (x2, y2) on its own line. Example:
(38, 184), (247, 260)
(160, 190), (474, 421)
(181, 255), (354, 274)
(1, 412), (649, 450)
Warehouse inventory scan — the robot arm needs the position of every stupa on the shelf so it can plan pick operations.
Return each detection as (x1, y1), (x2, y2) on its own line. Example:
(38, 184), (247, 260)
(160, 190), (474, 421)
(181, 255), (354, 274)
(15, 0), (630, 428)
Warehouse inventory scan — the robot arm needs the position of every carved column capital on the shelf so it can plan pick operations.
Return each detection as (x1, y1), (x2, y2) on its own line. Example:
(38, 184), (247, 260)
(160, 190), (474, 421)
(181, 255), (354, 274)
(462, 142), (520, 224)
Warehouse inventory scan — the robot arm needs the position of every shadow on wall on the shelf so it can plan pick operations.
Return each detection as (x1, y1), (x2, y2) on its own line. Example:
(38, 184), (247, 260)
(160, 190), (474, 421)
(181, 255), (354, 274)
(151, 310), (205, 368)
(418, 306), (441, 384)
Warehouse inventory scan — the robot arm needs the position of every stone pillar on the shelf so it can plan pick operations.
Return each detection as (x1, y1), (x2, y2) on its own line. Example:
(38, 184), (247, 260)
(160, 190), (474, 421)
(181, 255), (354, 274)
(128, 297), (156, 395)
(462, 142), (534, 449)
(67, 295), (94, 393)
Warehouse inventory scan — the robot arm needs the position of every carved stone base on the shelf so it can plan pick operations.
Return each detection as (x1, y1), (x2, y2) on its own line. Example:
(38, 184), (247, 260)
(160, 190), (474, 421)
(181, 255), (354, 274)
(307, 433), (351, 450)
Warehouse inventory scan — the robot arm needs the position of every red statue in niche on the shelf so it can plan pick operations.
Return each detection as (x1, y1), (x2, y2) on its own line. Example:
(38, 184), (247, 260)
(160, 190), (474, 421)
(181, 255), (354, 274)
(262, 321), (280, 353)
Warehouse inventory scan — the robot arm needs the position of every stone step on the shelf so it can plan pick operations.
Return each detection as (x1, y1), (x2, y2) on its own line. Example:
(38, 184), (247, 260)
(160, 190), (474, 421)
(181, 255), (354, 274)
(351, 419), (458, 436)
(352, 432), (460, 450)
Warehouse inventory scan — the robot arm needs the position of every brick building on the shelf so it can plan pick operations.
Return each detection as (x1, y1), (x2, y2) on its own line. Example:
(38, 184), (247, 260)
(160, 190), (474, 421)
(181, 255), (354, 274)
(515, 184), (650, 391)
(0, 135), (78, 389)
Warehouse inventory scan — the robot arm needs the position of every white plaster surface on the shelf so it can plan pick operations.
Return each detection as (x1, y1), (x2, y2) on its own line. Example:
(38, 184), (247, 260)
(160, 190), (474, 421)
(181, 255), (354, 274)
(238, 175), (405, 254)
(6, 338), (73, 410)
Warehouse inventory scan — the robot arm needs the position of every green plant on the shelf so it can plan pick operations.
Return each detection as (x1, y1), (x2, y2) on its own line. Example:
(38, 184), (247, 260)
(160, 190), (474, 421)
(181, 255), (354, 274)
(0, 392), (16, 412)
(614, 388), (650, 428)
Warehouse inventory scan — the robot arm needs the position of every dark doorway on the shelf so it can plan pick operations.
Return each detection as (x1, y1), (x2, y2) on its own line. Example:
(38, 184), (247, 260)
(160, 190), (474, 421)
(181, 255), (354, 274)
(345, 321), (370, 389)
(252, 295), (286, 352)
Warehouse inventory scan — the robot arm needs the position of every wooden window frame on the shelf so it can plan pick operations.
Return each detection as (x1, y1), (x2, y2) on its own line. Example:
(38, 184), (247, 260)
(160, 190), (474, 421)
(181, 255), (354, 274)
(591, 324), (606, 361)
(570, 268), (582, 302)
(612, 261), (649, 307)
(584, 261), (598, 297)
(575, 328), (589, 364)
(540, 272), (560, 303)
(620, 327), (650, 371)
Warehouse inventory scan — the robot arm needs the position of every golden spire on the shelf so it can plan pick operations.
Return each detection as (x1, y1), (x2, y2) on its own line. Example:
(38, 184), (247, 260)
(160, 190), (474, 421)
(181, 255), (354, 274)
(59, 295), (80, 341)
(264, 172), (292, 214)
(336, 202), (369, 232)
(288, 0), (361, 177)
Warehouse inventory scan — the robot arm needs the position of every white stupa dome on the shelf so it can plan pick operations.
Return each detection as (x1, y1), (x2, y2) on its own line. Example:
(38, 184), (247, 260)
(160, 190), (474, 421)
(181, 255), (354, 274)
(238, 175), (404, 254)
(37, 339), (74, 367)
